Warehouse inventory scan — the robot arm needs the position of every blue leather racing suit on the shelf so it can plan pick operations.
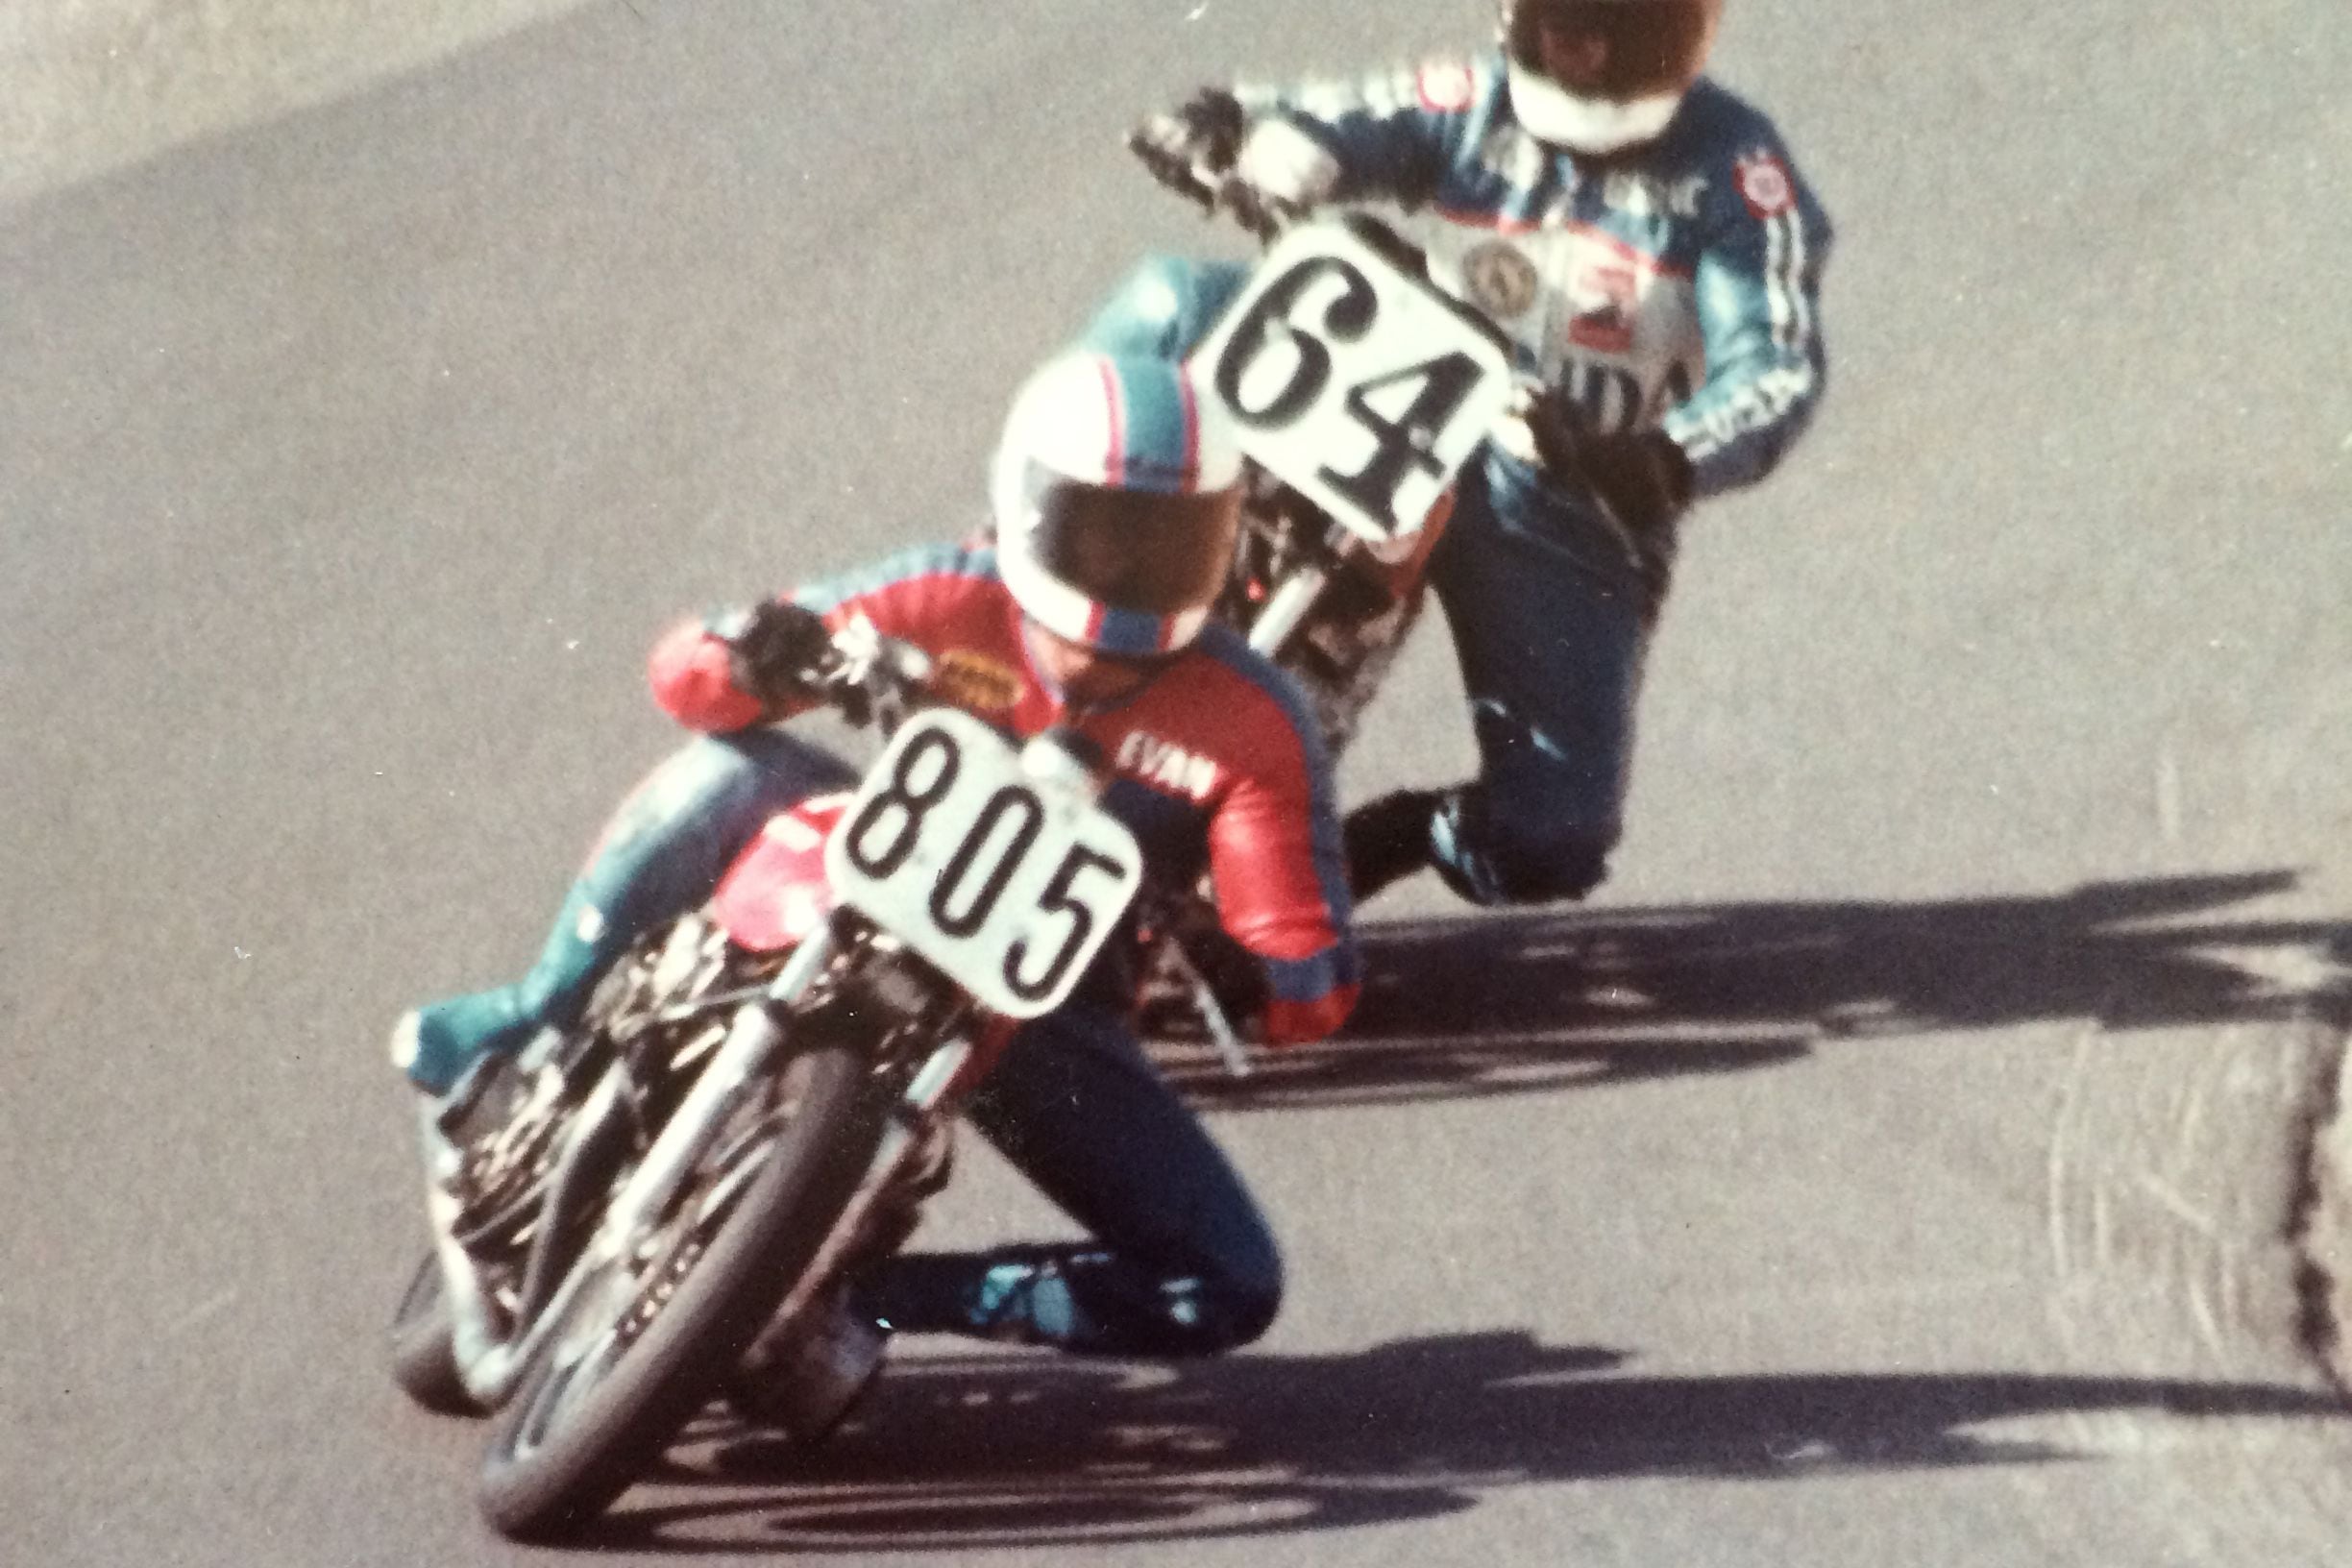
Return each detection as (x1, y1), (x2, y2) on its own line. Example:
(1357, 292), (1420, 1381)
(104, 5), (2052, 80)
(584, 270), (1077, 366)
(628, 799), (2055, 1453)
(1098, 50), (1831, 903)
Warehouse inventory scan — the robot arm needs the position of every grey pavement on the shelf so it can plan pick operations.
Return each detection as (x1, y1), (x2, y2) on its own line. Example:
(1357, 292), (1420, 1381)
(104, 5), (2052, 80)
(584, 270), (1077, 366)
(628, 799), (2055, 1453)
(4, 2), (2348, 1563)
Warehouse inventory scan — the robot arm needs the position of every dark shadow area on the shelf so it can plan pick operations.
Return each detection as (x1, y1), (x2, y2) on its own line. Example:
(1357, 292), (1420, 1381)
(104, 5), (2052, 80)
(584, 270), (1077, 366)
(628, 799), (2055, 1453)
(590, 1330), (2343, 1554)
(1153, 870), (2352, 1111)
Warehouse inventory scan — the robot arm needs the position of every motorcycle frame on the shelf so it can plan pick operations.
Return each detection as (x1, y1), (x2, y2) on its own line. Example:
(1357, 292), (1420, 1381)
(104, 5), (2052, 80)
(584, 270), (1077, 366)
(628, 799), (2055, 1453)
(434, 924), (836, 1404)
(418, 639), (1014, 1418)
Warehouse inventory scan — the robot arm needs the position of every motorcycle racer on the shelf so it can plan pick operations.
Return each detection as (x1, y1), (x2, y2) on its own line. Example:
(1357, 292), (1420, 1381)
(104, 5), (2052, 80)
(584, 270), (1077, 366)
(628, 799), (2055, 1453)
(1118, 0), (1832, 905)
(391, 352), (1356, 1428)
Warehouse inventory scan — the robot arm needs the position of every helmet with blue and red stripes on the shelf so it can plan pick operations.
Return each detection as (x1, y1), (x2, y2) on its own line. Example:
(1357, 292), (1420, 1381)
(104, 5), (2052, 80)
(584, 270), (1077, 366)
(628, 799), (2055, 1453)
(991, 352), (1245, 656)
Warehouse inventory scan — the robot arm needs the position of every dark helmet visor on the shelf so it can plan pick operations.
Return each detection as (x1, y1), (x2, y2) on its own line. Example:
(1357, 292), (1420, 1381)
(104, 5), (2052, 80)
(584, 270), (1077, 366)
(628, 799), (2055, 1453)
(1019, 463), (1242, 619)
(1508, 0), (1717, 99)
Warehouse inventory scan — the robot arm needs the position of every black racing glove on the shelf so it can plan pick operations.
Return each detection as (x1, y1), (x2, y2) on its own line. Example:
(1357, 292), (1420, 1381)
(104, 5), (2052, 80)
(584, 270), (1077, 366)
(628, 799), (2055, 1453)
(1576, 429), (1695, 539)
(1179, 919), (1273, 1031)
(717, 599), (833, 709)
(1517, 387), (1694, 537)
(1130, 86), (1247, 194)
(1136, 894), (1272, 1040)
(1131, 89), (1310, 242)
(1517, 388), (1693, 614)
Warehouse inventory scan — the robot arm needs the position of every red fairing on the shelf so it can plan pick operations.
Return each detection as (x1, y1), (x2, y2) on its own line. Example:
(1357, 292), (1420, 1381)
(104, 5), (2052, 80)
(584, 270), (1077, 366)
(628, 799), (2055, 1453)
(648, 619), (767, 733)
(709, 796), (851, 952)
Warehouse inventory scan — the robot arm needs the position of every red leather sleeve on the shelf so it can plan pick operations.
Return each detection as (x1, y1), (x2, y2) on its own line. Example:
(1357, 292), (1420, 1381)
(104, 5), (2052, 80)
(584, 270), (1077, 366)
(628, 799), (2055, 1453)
(1206, 752), (1360, 1046)
(649, 551), (997, 736)
(646, 619), (767, 733)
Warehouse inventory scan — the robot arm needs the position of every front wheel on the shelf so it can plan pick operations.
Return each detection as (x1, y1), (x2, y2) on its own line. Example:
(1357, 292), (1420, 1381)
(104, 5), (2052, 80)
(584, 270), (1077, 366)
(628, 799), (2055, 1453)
(475, 1040), (890, 1541)
(389, 1251), (483, 1417)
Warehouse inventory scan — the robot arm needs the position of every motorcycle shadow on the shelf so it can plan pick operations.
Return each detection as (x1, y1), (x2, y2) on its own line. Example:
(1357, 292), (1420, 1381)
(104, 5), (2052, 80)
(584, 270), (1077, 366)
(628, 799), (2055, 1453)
(597, 1329), (2342, 1554)
(1151, 870), (2352, 1112)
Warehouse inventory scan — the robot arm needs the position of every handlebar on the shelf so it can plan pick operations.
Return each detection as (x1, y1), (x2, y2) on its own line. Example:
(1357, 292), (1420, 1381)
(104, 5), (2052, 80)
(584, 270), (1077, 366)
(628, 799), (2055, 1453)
(1125, 129), (1510, 362)
(794, 618), (937, 733)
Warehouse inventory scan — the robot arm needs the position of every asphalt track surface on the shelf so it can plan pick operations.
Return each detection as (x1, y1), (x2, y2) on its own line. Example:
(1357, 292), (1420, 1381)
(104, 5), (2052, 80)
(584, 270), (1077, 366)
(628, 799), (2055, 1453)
(5, 3), (2350, 1563)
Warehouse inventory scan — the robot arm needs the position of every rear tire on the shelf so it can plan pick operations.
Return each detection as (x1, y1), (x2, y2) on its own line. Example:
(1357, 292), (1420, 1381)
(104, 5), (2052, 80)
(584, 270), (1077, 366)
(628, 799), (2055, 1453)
(475, 1041), (889, 1541)
(390, 1251), (483, 1417)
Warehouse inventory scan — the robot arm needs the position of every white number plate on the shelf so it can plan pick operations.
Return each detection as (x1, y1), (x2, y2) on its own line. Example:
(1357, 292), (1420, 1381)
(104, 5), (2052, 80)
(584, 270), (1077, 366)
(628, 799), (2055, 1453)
(1193, 219), (1514, 545)
(823, 709), (1144, 1019)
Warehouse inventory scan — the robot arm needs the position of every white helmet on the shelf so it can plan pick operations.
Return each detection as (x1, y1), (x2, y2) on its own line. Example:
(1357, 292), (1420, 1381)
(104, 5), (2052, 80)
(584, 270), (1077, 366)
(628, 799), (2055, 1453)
(1498, 0), (1722, 155)
(990, 353), (1244, 656)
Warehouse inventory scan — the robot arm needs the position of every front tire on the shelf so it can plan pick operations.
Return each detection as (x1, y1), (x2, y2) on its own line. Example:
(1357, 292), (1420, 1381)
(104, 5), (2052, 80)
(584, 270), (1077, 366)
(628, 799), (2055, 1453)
(475, 1040), (889, 1541)
(389, 1252), (483, 1417)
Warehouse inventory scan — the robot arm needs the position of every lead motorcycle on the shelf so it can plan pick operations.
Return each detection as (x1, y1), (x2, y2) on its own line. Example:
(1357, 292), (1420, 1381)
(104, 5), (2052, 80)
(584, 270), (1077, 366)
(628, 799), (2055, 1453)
(388, 623), (1145, 1540)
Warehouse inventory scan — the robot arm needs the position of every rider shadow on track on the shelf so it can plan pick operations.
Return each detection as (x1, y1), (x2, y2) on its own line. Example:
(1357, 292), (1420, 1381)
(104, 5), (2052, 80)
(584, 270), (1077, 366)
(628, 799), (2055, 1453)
(1150, 870), (2352, 1112)
(600, 1330), (2345, 1553)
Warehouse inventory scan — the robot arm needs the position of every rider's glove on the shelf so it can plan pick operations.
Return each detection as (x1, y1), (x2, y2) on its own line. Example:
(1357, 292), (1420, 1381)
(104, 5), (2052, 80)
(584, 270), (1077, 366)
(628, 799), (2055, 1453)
(1575, 429), (1692, 615)
(1516, 387), (1693, 535)
(1131, 86), (1247, 191)
(1178, 919), (1274, 1036)
(1577, 430), (1695, 539)
(1514, 387), (1692, 613)
(1235, 118), (1341, 211)
(718, 599), (834, 710)
(1132, 92), (1335, 243)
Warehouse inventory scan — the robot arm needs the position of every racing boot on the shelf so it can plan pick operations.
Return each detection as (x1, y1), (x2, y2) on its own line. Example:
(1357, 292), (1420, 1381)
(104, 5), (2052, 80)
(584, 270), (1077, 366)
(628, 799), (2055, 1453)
(389, 885), (620, 1230)
(402, 1020), (576, 1245)
(727, 1286), (891, 1443)
(391, 1005), (530, 1208)
(394, 990), (580, 1214)
(389, 993), (540, 1099)
(390, 728), (833, 1100)
(854, 1247), (1274, 1356)
(387, 876), (627, 1098)
(1341, 788), (1444, 901)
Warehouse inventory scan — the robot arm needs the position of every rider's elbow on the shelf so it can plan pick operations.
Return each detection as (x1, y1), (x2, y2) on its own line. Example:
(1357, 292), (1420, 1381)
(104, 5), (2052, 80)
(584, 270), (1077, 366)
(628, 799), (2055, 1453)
(648, 620), (766, 733)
